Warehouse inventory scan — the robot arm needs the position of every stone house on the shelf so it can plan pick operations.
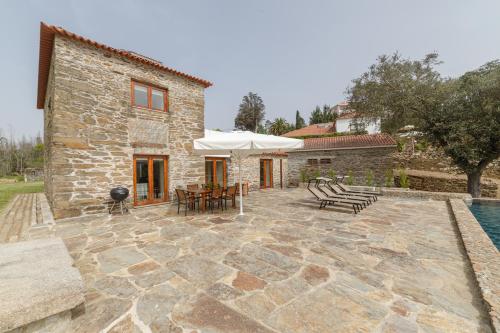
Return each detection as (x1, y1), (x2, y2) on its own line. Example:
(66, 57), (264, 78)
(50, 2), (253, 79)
(287, 134), (396, 185)
(37, 23), (287, 219)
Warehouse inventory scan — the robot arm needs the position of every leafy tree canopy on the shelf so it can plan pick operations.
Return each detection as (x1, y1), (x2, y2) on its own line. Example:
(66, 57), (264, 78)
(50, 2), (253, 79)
(347, 52), (443, 134)
(420, 60), (500, 197)
(234, 92), (265, 132)
(268, 118), (293, 136)
(309, 105), (336, 125)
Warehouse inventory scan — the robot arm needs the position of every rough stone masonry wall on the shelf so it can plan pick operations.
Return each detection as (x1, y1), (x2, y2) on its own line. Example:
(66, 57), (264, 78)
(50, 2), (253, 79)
(287, 146), (395, 186)
(394, 169), (498, 198)
(227, 155), (288, 191)
(46, 36), (205, 219)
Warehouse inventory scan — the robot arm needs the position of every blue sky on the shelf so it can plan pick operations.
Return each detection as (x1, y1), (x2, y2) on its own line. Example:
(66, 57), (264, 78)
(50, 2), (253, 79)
(1, 0), (500, 138)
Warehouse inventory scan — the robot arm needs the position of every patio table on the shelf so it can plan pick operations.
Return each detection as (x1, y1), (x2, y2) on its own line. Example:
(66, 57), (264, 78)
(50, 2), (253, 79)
(186, 188), (212, 212)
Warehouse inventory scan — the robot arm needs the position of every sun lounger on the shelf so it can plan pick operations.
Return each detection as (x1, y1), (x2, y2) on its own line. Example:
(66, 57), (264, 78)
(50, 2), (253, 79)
(328, 177), (380, 198)
(307, 180), (363, 214)
(325, 180), (377, 202)
(318, 182), (372, 206)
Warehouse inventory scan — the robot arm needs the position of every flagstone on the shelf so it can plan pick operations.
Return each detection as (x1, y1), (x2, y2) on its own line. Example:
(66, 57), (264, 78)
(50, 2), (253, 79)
(97, 246), (147, 273)
(93, 276), (138, 298)
(133, 268), (176, 289)
(206, 282), (244, 300)
(167, 255), (233, 288)
(232, 271), (267, 291)
(136, 284), (182, 326)
(300, 264), (329, 286)
(172, 294), (275, 333)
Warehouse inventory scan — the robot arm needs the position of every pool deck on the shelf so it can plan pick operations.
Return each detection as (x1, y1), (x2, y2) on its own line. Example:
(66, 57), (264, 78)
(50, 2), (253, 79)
(24, 188), (493, 332)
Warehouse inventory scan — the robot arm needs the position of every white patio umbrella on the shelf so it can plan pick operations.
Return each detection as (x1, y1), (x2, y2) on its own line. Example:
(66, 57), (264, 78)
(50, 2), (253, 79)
(194, 130), (303, 215)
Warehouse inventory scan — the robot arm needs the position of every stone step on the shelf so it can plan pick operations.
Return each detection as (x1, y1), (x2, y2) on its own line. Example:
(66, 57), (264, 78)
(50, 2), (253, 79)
(0, 193), (43, 243)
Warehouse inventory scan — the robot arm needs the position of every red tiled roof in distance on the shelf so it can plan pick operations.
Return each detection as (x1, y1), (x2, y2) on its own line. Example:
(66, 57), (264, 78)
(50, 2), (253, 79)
(300, 133), (396, 150)
(37, 22), (212, 109)
(282, 122), (336, 138)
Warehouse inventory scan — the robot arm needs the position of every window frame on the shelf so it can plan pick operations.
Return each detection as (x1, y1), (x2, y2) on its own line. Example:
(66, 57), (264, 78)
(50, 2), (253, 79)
(131, 80), (169, 112)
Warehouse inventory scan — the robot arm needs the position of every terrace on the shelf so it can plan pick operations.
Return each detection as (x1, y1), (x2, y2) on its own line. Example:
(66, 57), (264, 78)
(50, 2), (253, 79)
(20, 188), (493, 332)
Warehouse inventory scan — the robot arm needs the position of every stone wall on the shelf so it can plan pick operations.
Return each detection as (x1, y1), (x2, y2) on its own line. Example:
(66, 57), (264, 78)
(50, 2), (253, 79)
(393, 169), (498, 198)
(393, 145), (500, 179)
(227, 155), (288, 191)
(287, 147), (395, 186)
(45, 35), (206, 219)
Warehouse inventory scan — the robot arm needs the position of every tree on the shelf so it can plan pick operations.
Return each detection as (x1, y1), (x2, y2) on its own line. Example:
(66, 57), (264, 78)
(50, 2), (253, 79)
(234, 92), (265, 132)
(295, 110), (306, 129)
(420, 61), (500, 197)
(309, 105), (336, 125)
(347, 52), (443, 133)
(268, 118), (292, 136)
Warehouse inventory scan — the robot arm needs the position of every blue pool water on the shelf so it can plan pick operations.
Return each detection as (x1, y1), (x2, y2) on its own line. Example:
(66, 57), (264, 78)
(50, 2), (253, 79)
(469, 201), (500, 250)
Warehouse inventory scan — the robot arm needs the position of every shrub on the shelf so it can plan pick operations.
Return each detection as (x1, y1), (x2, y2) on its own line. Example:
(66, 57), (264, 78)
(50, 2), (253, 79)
(365, 170), (374, 186)
(346, 170), (354, 185)
(399, 169), (410, 188)
(299, 169), (309, 183)
(397, 140), (406, 152)
(327, 169), (336, 179)
(415, 139), (429, 152)
(384, 169), (393, 187)
(312, 169), (321, 179)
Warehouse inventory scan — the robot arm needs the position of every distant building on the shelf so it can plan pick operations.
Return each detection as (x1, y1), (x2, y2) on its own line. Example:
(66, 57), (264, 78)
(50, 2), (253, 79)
(282, 101), (380, 138)
(331, 101), (381, 135)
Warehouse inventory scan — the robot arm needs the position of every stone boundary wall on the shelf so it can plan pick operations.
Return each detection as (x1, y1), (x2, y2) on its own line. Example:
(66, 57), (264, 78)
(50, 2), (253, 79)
(380, 187), (472, 202)
(288, 146), (395, 186)
(448, 199), (500, 332)
(394, 169), (498, 198)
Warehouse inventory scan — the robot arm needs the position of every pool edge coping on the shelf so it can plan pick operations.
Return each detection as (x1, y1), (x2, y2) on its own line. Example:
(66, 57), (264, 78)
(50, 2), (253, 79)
(448, 198), (500, 332)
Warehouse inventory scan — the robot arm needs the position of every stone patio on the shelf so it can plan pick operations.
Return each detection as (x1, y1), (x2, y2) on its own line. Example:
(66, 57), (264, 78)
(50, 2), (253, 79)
(26, 189), (493, 332)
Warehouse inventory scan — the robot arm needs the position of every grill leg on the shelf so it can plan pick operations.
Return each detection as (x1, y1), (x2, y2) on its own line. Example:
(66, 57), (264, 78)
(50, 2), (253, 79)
(109, 201), (116, 214)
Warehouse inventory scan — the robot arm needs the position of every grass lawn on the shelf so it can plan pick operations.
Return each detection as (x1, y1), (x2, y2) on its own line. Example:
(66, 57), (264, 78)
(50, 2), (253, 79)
(0, 181), (44, 214)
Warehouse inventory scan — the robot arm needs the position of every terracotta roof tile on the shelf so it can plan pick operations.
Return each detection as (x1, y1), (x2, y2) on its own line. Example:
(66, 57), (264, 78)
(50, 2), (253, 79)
(37, 22), (212, 109)
(282, 123), (336, 138)
(300, 133), (396, 150)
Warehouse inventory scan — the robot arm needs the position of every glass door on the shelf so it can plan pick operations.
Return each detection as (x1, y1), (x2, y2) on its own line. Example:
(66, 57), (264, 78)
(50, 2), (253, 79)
(205, 157), (226, 188)
(133, 155), (168, 206)
(260, 159), (273, 188)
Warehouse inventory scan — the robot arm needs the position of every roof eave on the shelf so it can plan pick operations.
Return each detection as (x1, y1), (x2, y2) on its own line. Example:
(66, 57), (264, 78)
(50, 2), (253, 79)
(293, 144), (397, 152)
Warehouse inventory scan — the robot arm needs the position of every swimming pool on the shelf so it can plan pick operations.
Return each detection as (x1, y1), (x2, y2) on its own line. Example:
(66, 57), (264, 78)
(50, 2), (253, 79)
(468, 201), (500, 250)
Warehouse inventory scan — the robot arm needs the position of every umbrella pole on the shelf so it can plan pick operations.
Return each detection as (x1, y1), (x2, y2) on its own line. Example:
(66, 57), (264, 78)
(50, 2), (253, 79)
(238, 156), (244, 215)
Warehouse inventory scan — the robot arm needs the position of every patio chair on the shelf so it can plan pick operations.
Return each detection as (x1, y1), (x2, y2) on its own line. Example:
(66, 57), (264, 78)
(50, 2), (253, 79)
(186, 183), (202, 201)
(222, 185), (237, 209)
(207, 187), (224, 212)
(307, 180), (362, 214)
(317, 180), (371, 207)
(175, 188), (199, 216)
(324, 179), (377, 203)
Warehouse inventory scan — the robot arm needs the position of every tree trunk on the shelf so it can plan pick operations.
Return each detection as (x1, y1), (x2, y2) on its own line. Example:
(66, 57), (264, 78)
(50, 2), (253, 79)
(466, 171), (482, 198)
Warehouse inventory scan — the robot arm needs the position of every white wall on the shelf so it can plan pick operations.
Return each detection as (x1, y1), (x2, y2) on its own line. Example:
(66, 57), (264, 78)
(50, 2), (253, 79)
(336, 117), (380, 134)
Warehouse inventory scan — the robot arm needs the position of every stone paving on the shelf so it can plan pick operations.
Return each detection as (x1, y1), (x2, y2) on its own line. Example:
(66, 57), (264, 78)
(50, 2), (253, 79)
(27, 189), (493, 333)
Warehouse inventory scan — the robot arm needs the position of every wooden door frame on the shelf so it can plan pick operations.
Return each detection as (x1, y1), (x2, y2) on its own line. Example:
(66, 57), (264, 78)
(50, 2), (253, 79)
(205, 157), (227, 188)
(260, 159), (273, 189)
(133, 154), (169, 206)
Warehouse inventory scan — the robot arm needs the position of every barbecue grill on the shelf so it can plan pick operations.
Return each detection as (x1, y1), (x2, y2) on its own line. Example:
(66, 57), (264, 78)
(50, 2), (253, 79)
(109, 186), (129, 214)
